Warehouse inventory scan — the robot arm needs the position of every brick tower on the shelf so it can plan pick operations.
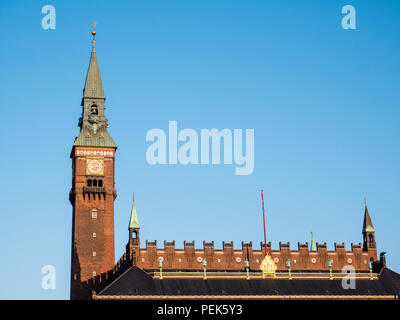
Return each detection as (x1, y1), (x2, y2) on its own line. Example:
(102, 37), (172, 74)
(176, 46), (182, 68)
(70, 31), (117, 300)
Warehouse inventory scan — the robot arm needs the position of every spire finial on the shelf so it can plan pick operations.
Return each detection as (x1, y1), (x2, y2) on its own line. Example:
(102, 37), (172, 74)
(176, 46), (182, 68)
(91, 21), (97, 52)
(133, 192), (135, 203)
(364, 197), (367, 207)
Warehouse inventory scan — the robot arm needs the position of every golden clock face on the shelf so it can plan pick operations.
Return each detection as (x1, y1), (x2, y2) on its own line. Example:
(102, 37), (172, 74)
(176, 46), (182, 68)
(86, 158), (104, 175)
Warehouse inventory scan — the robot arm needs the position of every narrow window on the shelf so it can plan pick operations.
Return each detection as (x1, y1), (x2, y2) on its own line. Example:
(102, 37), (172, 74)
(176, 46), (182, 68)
(93, 233), (96, 238)
(92, 209), (97, 219)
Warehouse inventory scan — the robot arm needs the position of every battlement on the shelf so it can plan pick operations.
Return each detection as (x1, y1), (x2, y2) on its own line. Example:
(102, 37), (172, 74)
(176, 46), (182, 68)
(126, 239), (378, 272)
(317, 242), (327, 250)
(279, 242), (290, 249)
(204, 241), (214, 248)
(146, 240), (157, 247)
(164, 240), (175, 247)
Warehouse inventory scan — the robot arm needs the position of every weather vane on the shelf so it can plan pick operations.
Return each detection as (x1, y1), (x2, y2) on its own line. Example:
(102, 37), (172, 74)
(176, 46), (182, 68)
(92, 21), (97, 37)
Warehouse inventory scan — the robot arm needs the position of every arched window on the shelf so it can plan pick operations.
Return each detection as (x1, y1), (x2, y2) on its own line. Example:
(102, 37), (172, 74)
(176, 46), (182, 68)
(87, 179), (92, 187)
(93, 179), (98, 187)
(98, 180), (103, 187)
(90, 105), (98, 115)
(133, 231), (137, 239)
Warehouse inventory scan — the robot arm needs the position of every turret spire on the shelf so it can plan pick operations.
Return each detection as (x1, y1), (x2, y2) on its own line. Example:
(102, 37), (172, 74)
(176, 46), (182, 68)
(362, 200), (376, 251)
(310, 232), (317, 252)
(128, 193), (140, 248)
(129, 193), (140, 229)
(363, 201), (375, 233)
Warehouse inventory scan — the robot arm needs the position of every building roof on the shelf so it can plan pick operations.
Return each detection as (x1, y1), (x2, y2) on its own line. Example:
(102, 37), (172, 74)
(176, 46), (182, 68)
(96, 266), (400, 299)
(73, 127), (117, 148)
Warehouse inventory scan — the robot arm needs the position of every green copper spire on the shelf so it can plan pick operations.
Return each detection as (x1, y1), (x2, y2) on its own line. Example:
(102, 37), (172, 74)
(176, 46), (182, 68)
(310, 232), (317, 252)
(73, 30), (117, 148)
(83, 30), (104, 99)
(129, 193), (140, 229)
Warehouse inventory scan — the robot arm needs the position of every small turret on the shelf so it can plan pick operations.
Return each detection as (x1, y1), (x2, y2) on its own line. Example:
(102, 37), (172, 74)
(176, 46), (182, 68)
(129, 193), (140, 246)
(362, 200), (376, 251)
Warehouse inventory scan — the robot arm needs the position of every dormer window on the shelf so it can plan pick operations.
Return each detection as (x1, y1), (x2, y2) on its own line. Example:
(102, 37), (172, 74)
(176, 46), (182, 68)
(90, 105), (98, 115)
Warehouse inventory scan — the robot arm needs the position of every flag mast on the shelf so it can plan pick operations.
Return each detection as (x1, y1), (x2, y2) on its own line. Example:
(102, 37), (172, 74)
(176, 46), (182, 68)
(260, 190), (277, 278)
(261, 190), (267, 256)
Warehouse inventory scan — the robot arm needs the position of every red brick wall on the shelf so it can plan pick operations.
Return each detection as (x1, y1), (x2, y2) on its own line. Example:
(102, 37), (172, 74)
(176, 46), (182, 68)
(70, 146), (116, 299)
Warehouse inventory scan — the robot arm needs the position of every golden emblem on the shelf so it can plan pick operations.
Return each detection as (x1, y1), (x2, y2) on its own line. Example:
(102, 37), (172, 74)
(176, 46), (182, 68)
(260, 254), (277, 278)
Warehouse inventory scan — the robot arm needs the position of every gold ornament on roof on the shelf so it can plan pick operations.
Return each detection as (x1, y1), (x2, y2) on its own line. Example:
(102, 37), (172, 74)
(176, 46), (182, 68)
(260, 254), (277, 278)
(92, 21), (97, 36)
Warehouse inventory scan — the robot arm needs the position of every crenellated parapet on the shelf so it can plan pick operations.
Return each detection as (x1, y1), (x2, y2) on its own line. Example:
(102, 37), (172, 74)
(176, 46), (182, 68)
(81, 252), (130, 299)
(123, 199), (381, 274)
(128, 240), (378, 272)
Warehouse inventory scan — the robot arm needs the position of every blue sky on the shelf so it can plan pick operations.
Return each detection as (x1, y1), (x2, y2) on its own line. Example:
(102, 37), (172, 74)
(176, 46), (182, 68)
(0, 0), (399, 299)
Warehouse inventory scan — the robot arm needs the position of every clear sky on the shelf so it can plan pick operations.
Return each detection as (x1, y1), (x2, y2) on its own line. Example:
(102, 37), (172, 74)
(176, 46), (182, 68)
(0, 0), (399, 299)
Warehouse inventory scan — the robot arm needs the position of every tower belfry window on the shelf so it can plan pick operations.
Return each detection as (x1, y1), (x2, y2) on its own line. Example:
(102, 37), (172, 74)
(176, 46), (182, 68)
(369, 234), (374, 243)
(90, 105), (98, 115)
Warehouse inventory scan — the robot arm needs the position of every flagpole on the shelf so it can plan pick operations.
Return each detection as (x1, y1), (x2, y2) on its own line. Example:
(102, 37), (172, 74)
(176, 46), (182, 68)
(261, 190), (267, 256)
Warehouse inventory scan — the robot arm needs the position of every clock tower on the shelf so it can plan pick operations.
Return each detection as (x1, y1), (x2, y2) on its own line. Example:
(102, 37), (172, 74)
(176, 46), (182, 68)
(69, 31), (117, 300)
